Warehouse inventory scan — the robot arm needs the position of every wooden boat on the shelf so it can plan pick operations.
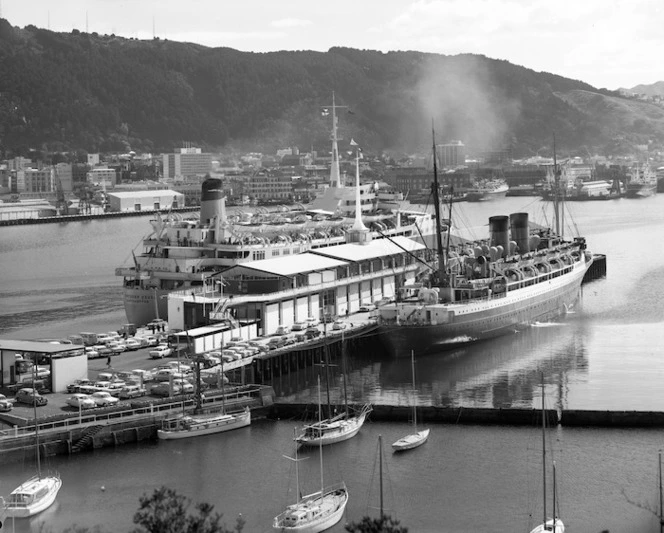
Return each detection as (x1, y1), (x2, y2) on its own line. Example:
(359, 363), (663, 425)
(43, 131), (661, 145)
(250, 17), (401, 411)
(157, 357), (251, 440)
(273, 377), (349, 532)
(4, 366), (62, 518)
(157, 407), (251, 440)
(296, 331), (371, 447)
(392, 351), (430, 452)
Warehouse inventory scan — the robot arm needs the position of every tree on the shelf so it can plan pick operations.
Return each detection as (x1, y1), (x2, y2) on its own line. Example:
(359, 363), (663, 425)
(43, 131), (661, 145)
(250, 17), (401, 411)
(132, 486), (244, 533)
(345, 515), (408, 533)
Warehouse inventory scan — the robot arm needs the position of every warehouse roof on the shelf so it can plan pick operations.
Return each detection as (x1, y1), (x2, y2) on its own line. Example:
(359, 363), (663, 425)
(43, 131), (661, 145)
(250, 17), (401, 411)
(311, 235), (426, 262)
(226, 252), (347, 277)
(108, 190), (184, 198)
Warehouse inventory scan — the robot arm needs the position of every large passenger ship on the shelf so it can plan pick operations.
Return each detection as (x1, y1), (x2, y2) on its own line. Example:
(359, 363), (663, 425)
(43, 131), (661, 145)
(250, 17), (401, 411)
(116, 95), (436, 326)
(376, 138), (594, 355)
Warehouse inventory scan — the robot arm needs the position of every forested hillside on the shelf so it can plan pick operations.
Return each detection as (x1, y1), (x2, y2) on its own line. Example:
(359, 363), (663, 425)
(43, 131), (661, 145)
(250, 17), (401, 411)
(1, 18), (664, 158)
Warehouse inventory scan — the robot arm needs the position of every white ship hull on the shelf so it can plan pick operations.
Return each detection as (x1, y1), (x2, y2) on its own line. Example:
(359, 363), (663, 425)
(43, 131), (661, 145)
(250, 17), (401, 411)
(378, 255), (592, 356)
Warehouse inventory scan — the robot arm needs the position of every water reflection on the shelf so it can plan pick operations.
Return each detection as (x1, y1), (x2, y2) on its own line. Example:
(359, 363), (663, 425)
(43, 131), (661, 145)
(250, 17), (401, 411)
(272, 318), (590, 411)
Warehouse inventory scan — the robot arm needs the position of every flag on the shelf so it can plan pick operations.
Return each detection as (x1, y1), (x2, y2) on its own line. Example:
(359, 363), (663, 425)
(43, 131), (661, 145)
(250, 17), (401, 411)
(321, 108), (330, 116)
(350, 138), (358, 146)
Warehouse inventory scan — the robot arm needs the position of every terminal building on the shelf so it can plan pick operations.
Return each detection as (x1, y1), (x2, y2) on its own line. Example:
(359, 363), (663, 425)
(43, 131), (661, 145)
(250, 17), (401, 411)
(166, 235), (429, 335)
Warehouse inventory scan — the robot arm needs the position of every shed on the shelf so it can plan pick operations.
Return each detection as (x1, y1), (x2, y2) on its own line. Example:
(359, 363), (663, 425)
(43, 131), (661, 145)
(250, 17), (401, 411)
(107, 190), (185, 212)
(0, 340), (87, 393)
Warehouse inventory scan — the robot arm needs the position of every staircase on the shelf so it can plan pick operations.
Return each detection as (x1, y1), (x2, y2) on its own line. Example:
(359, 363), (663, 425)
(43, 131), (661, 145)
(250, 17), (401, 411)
(71, 425), (104, 453)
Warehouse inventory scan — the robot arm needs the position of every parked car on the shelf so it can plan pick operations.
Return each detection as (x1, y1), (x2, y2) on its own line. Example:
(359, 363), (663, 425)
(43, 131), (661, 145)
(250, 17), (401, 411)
(66, 394), (97, 410)
(15, 388), (48, 406)
(85, 347), (100, 359)
(118, 385), (147, 399)
(359, 303), (376, 312)
(275, 325), (290, 335)
(291, 322), (307, 331)
(306, 316), (319, 327)
(123, 338), (142, 351)
(149, 345), (173, 359)
(172, 379), (195, 395)
(332, 319), (347, 330)
(90, 391), (120, 407)
(66, 378), (94, 394)
(107, 341), (126, 354)
(131, 369), (155, 382)
(305, 327), (321, 339)
(0, 394), (13, 412)
(321, 314), (335, 323)
(150, 382), (190, 397)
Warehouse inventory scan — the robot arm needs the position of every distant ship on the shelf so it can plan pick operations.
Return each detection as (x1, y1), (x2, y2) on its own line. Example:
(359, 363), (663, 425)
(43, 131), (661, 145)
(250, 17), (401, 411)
(116, 95), (437, 326)
(376, 137), (594, 355)
(624, 163), (657, 198)
(464, 179), (509, 202)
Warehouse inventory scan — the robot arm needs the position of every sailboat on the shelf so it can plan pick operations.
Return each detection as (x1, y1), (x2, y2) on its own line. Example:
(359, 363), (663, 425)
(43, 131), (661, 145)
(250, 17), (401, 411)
(4, 366), (62, 518)
(273, 376), (349, 532)
(157, 356), (250, 440)
(529, 376), (564, 533)
(392, 351), (430, 452)
(296, 331), (372, 447)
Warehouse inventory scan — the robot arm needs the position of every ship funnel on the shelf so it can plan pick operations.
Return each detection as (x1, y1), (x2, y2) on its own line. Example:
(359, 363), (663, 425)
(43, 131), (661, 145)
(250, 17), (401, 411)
(201, 178), (226, 225)
(489, 215), (510, 258)
(509, 212), (530, 254)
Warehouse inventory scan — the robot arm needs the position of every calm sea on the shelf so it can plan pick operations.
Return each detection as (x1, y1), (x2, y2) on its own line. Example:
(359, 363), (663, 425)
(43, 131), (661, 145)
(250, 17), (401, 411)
(1, 195), (664, 532)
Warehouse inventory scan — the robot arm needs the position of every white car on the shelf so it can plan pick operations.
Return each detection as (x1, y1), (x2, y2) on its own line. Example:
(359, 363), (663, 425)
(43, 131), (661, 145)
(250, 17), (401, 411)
(332, 319), (348, 330)
(90, 391), (120, 407)
(149, 345), (172, 359)
(359, 303), (376, 312)
(123, 338), (142, 351)
(291, 322), (307, 331)
(66, 394), (97, 410)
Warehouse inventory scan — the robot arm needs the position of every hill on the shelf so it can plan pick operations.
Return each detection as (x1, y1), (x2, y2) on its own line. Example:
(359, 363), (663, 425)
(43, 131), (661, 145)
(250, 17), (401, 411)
(1, 19), (664, 159)
(628, 81), (664, 97)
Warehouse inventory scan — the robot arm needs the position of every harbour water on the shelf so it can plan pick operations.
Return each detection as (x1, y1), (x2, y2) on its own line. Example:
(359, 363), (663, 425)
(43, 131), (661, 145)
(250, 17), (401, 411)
(1, 195), (664, 532)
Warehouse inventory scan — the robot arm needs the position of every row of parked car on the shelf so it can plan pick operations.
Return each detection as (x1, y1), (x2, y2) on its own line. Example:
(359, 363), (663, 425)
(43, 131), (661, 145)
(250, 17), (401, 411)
(85, 333), (162, 359)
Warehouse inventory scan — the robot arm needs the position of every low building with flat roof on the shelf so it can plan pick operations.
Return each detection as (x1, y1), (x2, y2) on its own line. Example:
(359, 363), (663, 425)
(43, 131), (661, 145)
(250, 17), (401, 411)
(0, 340), (87, 393)
(107, 190), (185, 212)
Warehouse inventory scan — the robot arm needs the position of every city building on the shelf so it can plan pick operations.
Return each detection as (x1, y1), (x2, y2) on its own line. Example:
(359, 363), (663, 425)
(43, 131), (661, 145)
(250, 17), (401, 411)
(162, 147), (213, 180)
(436, 140), (466, 168)
(106, 190), (185, 212)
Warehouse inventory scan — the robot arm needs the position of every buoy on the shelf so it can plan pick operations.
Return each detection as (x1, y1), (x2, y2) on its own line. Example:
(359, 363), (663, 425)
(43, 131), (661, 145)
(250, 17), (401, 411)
(101, 485), (106, 491)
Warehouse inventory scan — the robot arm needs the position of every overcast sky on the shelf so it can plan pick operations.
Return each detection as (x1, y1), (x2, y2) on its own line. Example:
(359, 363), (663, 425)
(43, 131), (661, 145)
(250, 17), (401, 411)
(3, 0), (662, 90)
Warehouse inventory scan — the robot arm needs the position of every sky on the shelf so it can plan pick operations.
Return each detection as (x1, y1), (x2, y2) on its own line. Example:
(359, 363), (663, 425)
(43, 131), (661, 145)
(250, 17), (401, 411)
(2, 0), (663, 90)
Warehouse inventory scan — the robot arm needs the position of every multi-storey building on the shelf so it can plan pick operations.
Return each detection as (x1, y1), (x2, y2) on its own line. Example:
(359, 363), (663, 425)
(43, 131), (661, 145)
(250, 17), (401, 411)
(19, 168), (54, 193)
(245, 172), (293, 201)
(162, 147), (213, 180)
(436, 140), (466, 168)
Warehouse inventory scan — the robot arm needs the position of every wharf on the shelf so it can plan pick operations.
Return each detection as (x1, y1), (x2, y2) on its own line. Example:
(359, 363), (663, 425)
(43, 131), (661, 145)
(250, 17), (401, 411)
(0, 384), (275, 465)
(0, 206), (198, 226)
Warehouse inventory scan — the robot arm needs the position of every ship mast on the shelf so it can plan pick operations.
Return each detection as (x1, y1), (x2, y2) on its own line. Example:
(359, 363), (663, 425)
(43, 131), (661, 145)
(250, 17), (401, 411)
(552, 134), (562, 238)
(326, 92), (345, 189)
(431, 125), (446, 285)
